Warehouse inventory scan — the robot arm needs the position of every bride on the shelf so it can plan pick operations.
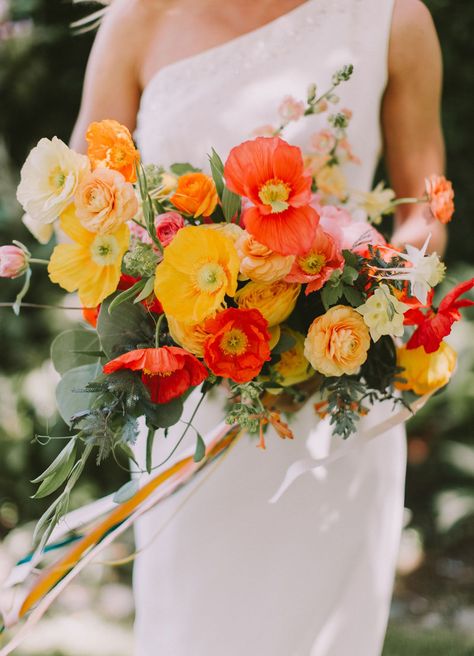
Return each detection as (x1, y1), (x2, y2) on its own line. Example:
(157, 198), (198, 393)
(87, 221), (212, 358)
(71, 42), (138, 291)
(71, 1), (447, 654)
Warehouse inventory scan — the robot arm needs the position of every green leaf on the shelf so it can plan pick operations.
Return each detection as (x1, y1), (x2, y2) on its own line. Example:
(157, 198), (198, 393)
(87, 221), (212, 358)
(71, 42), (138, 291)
(56, 363), (102, 426)
(170, 162), (201, 176)
(116, 442), (140, 468)
(134, 277), (155, 304)
(146, 424), (155, 474)
(108, 279), (146, 313)
(272, 332), (297, 354)
(343, 286), (364, 307)
(32, 441), (77, 499)
(141, 396), (184, 429)
(208, 148), (225, 197)
(193, 433), (206, 462)
(97, 296), (153, 359)
(51, 329), (101, 375)
(31, 439), (77, 483)
(341, 265), (358, 285)
(113, 479), (140, 504)
(221, 186), (241, 222)
(321, 284), (343, 310)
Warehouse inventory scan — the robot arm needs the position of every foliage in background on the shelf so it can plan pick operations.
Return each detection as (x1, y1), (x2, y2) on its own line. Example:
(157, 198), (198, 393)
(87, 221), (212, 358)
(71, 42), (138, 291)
(0, 0), (473, 634)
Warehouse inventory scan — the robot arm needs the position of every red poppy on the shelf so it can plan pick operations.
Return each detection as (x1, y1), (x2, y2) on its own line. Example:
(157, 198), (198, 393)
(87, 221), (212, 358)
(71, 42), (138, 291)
(103, 346), (208, 403)
(82, 305), (100, 328)
(405, 278), (474, 353)
(204, 307), (271, 383)
(224, 137), (318, 256)
(119, 274), (163, 314)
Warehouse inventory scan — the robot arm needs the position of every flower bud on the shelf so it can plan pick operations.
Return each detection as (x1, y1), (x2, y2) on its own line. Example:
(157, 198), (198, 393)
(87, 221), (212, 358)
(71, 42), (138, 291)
(0, 245), (29, 278)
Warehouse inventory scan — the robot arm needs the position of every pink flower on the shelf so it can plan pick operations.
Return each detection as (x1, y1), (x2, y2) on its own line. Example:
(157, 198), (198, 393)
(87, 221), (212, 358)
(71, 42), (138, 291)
(252, 124), (276, 138)
(155, 211), (185, 246)
(341, 108), (353, 120)
(278, 96), (305, 123)
(311, 130), (336, 155)
(128, 220), (152, 246)
(285, 225), (344, 294)
(0, 245), (29, 278)
(313, 199), (386, 254)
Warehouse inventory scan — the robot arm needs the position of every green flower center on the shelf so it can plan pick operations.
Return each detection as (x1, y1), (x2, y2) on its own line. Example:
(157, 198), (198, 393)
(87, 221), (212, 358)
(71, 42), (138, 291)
(91, 235), (120, 266)
(195, 262), (225, 293)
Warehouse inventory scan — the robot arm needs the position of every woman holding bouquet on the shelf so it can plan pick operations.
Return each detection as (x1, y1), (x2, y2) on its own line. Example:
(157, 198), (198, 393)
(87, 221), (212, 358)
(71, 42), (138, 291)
(70, 0), (447, 654)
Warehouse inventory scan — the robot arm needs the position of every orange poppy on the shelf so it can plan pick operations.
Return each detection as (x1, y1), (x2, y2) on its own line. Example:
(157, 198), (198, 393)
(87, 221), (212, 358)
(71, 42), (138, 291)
(204, 307), (271, 383)
(224, 137), (318, 256)
(86, 119), (140, 183)
(103, 346), (208, 404)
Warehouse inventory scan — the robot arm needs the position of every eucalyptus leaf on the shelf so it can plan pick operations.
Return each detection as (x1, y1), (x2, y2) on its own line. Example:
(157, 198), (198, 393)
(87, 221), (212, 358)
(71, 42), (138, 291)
(321, 284), (343, 310)
(51, 329), (101, 375)
(343, 286), (364, 307)
(97, 296), (153, 359)
(272, 332), (297, 354)
(193, 433), (206, 462)
(141, 396), (184, 430)
(113, 479), (140, 504)
(56, 363), (102, 426)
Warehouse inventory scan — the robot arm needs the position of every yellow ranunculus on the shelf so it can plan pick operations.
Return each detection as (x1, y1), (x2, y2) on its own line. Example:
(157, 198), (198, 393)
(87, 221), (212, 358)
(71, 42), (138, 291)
(234, 280), (301, 327)
(315, 165), (347, 201)
(167, 315), (211, 358)
(304, 305), (371, 376)
(48, 205), (129, 307)
(272, 326), (314, 386)
(17, 137), (90, 224)
(395, 342), (457, 396)
(154, 226), (239, 323)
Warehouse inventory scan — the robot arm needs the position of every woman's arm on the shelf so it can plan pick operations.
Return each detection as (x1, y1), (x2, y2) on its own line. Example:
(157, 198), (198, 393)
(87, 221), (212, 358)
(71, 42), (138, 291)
(382, 0), (447, 255)
(70, 0), (156, 152)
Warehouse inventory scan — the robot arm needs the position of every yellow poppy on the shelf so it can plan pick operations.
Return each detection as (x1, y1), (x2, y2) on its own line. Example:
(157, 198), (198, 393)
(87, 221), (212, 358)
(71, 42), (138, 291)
(154, 226), (239, 322)
(48, 205), (129, 307)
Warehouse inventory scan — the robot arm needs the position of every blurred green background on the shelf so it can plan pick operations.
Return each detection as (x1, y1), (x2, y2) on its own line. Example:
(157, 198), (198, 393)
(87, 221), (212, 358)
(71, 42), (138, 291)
(0, 1), (473, 654)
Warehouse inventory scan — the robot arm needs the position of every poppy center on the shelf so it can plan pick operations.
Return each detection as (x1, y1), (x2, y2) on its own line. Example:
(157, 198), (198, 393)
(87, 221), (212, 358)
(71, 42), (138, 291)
(49, 166), (66, 191)
(258, 178), (291, 213)
(195, 262), (226, 293)
(298, 252), (326, 275)
(219, 328), (248, 356)
(143, 368), (173, 377)
(91, 234), (120, 266)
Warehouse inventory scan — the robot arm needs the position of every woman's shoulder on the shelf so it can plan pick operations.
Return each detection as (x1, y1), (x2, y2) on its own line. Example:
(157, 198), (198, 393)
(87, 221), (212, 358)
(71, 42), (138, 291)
(389, 0), (440, 78)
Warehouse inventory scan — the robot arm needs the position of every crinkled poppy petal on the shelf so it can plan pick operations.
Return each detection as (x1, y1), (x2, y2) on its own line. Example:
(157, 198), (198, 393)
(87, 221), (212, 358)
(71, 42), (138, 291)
(224, 137), (277, 201)
(243, 204), (318, 256)
(103, 349), (148, 374)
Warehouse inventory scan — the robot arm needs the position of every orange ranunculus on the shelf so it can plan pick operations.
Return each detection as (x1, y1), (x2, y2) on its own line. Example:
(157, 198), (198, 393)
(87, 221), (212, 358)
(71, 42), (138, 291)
(235, 231), (294, 283)
(75, 167), (138, 234)
(224, 137), (318, 256)
(103, 346), (208, 404)
(86, 119), (140, 183)
(424, 174), (454, 224)
(395, 342), (456, 395)
(285, 225), (344, 294)
(304, 305), (371, 377)
(203, 307), (271, 383)
(170, 172), (218, 218)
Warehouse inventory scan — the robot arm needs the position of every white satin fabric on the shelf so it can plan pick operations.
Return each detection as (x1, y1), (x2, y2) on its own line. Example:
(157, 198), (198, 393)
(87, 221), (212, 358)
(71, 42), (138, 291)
(133, 1), (406, 654)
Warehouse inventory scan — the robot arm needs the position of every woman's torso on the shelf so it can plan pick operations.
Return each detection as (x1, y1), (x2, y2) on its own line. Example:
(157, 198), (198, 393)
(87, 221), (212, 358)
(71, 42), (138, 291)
(135, 0), (395, 193)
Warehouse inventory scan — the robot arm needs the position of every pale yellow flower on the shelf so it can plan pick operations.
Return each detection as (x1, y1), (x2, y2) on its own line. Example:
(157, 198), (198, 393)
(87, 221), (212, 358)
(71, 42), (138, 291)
(22, 212), (54, 244)
(17, 137), (90, 224)
(356, 182), (395, 224)
(355, 284), (409, 342)
(315, 165), (347, 201)
(234, 280), (300, 327)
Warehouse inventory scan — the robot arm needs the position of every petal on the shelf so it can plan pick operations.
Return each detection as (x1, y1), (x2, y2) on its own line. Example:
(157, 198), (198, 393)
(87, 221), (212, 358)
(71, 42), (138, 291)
(103, 349), (148, 374)
(243, 205), (318, 256)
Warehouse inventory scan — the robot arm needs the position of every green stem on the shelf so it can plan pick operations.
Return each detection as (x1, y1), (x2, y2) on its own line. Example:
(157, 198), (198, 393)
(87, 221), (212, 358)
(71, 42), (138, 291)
(150, 391), (207, 471)
(0, 302), (83, 310)
(392, 196), (427, 206)
(29, 258), (50, 265)
(154, 313), (165, 348)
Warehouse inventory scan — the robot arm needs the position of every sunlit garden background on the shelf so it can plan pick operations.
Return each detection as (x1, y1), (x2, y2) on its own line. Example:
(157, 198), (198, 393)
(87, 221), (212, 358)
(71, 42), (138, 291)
(0, 1), (473, 653)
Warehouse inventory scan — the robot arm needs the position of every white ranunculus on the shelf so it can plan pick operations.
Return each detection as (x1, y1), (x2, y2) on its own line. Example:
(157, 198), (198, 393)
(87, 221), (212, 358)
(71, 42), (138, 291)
(22, 213), (54, 244)
(16, 137), (90, 224)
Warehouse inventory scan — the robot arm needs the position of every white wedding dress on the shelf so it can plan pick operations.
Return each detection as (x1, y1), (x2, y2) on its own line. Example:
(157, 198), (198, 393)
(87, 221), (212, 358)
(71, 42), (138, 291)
(132, 1), (406, 654)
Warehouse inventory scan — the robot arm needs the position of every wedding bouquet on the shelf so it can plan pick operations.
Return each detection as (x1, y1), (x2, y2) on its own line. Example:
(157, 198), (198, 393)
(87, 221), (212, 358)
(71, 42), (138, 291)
(1, 66), (472, 646)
